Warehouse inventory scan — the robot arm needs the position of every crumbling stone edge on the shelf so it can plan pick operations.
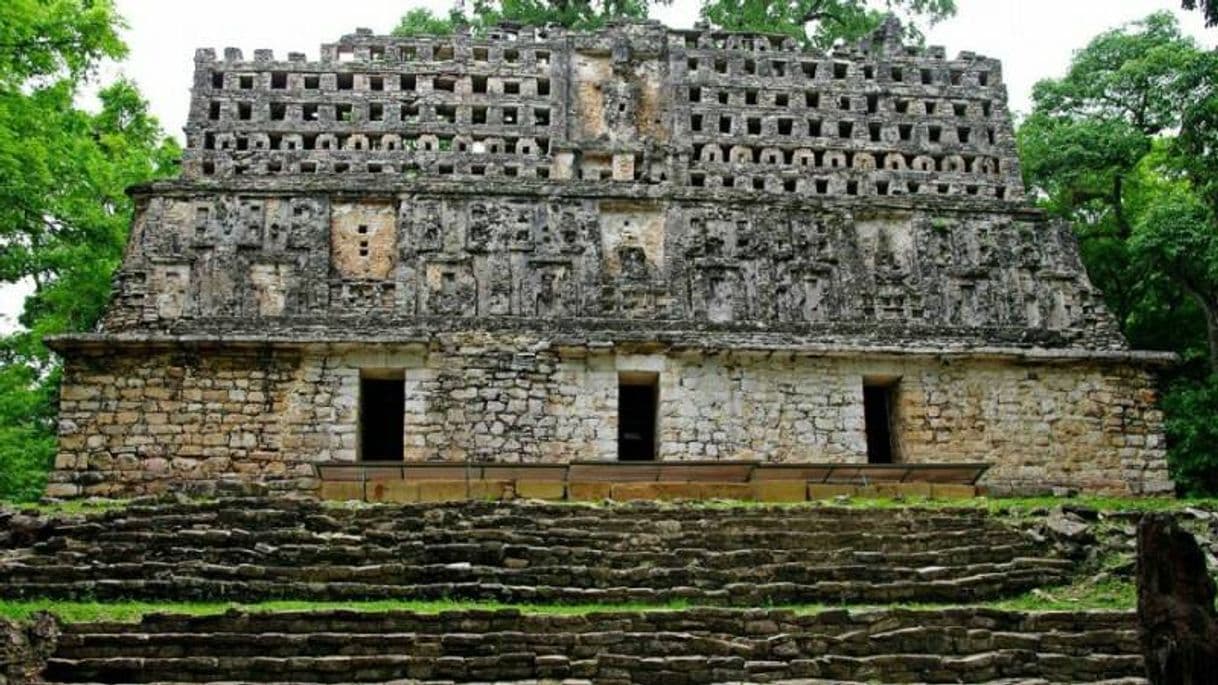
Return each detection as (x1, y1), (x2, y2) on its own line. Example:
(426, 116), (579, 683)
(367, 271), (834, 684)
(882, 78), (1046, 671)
(0, 613), (59, 685)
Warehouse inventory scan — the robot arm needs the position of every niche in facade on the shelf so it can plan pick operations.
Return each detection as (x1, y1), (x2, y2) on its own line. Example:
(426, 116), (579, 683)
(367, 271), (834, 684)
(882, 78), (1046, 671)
(331, 201), (397, 279)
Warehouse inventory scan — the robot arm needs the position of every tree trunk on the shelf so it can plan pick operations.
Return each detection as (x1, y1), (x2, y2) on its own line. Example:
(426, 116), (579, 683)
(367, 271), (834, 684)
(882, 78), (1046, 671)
(1113, 175), (1131, 239)
(1181, 285), (1218, 375)
(1137, 513), (1218, 685)
(1204, 299), (1218, 376)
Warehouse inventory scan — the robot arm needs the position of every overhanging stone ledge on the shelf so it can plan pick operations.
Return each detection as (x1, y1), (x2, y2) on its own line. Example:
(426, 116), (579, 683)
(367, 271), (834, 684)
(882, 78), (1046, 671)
(45, 331), (1178, 367)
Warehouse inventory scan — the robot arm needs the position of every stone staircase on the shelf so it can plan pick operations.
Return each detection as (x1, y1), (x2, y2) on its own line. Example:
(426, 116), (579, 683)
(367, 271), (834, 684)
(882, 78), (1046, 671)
(41, 607), (1147, 684)
(0, 498), (1073, 605)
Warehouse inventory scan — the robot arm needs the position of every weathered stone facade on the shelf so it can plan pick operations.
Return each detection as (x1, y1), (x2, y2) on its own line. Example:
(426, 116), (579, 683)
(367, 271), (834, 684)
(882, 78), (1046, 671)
(48, 18), (1173, 497)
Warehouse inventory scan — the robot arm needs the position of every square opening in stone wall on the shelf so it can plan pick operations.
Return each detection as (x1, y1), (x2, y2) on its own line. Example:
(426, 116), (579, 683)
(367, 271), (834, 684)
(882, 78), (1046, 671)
(618, 372), (659, 462)
(863, 378), (900, 465)
(359, 371), (405, 463)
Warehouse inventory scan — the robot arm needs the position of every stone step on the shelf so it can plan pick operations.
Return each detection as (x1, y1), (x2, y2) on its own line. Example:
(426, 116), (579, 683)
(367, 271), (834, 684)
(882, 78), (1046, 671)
(42, 648), (1147, 684)
(52, 626), (1141, 661)
(0, 555), (1072, 587)
(58, 524), (1028, 552)
(38, 672), (1154, 677)
(58, 608), (1137, 638)
(4, 500), (1068, 606)
(54, 540), (1043, 571)
(75, 511), (994, 536)
(0, 567), (1069, 604)
(59, 608), (1138, 636)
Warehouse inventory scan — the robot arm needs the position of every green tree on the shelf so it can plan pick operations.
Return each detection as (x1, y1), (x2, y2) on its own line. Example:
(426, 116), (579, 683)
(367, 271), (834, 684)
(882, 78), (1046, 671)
(1018, 11), (1218, 494)
(1182, 0), (1218, 26)
(391, 7), (462, 36)
(0, 1), (179, 501)
(471, 0), (668, 29)
(698, 0), (956, 48)
(394, 0), (673, 35)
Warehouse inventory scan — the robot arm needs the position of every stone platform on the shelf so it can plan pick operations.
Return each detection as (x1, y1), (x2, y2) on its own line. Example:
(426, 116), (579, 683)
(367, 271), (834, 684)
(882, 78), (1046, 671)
(317, 461), (988, 502)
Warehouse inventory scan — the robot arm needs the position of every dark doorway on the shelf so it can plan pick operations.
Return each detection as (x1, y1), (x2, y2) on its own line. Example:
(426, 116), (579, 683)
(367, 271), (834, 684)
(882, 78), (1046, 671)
(359, 374), (405, 462)
(618, 373), (658, 461)
(863, 381), (899, 464)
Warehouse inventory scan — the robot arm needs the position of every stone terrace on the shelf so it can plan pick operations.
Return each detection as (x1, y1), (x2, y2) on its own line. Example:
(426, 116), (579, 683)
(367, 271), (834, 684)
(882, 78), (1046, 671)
(0, 498), (1073, 606)
(41, 607), (1147, 684)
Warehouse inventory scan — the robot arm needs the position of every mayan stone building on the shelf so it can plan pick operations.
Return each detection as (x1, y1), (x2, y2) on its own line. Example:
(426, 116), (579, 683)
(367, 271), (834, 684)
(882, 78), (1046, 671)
(46, 18), (1174, 498)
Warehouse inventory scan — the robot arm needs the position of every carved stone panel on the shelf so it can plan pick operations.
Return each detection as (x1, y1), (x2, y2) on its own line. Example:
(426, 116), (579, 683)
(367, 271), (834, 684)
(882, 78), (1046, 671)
(331, 201), (397, 279)
(599, 201), (664, 280)
(690, 264), (744, 323)
(249, 263), (293, 316)
(422, 259), (477, 316)
(152, 265), (191, 319)
(573, 53), (612, 140)
(527, 259), (577, 317)
(855, 214), (914, 276)
(777, 265), (830, 323)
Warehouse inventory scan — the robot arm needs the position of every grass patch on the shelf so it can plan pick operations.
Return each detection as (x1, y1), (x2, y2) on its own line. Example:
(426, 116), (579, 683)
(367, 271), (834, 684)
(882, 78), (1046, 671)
(0, 498), (131, 515)
(989, 578), (1137, 612)
(0, 598), (697, 624)
(1, 591), (1145, 625)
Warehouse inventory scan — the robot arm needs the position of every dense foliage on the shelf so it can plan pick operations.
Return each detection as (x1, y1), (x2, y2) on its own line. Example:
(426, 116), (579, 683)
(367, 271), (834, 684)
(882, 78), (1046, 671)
(1018, 12), (1218, 495)
(698, 0), (955, 48)
(394, 0), (952, 46)
(0, 1), (179, 501)
(393, 0), (672, 35)
(391, 7), (464, 36)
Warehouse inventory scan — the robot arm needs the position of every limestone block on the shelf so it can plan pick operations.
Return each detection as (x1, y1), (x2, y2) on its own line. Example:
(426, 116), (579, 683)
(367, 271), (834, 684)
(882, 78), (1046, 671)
(567, 481), (612, 501)
(44, 483), (81, 498)
(365, 480), (418, 503)
(320, 480), (364, 501)
(698, 482), (755, 501)
(612, 482), (702, 501)
(415, 480), (472, 502)
(807, 483), (859, 500)
(751, 481), (808, 503)
(515, 480), (566, 500)
(930, 483), (979, 499)
(875, 482), (933, 498)
(469, 479), (512, 501)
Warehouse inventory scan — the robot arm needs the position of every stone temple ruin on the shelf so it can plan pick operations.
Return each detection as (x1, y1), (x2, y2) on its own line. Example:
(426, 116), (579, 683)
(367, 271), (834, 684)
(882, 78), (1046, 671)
(46, 18), (1175, 498)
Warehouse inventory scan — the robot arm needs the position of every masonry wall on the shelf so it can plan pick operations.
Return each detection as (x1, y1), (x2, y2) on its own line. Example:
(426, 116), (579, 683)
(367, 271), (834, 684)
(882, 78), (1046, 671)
(49, 340), (1172, 497)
